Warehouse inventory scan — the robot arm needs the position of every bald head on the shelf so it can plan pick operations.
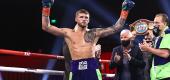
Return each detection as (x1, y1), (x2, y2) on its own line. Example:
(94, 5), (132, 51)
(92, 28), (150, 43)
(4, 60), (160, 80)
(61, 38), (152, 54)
(120, 29), (133, 47)
(120, 29), (133, 38)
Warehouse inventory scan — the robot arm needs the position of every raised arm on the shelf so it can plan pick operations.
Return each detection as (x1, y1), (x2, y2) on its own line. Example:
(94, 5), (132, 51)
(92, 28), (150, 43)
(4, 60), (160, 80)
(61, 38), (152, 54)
(96, 0), (135, 37)
(42, 0), (67, 36)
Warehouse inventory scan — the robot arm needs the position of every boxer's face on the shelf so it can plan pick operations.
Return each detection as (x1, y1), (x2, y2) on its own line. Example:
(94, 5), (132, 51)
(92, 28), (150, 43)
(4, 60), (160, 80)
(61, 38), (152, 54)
(75, 13), (89, 28)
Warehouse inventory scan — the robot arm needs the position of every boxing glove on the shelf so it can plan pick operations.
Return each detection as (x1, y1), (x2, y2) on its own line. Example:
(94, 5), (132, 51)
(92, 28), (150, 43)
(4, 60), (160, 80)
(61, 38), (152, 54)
(120, 0), (135, 19)
(122, 0), (135, 11)
(42, 0), (54, 8)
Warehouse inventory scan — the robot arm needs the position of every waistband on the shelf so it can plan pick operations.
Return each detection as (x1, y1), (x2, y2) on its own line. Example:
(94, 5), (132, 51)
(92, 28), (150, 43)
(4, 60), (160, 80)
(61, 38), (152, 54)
(71, 58), (99, 72)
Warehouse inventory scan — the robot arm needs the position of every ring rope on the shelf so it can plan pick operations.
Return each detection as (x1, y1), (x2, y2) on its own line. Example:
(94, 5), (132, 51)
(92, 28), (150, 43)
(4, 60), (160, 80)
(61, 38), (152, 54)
(0, 49), (114, 77)
(0, 49), (110, 62)
(0, 66), (64, 75)
(0, 49), (64, 60)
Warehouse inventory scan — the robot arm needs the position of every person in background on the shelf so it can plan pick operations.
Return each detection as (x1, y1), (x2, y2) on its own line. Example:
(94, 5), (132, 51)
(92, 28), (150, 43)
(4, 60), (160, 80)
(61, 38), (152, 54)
(139, 13), (170, 80)
(110, 29), (145, 80)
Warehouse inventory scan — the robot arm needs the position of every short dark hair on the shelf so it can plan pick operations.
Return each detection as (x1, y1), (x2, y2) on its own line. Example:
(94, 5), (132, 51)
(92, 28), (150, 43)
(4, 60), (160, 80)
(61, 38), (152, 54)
(156, 13), (169, 26)
(75, 9), (90, 17)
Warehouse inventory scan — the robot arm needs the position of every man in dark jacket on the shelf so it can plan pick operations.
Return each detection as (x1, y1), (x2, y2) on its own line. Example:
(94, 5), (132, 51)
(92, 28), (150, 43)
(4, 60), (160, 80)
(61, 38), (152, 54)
(110, 29), (146, 80)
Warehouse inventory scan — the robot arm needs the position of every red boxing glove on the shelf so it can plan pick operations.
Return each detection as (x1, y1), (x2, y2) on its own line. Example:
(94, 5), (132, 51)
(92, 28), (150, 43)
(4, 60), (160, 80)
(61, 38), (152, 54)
(42, 7), (51, 16)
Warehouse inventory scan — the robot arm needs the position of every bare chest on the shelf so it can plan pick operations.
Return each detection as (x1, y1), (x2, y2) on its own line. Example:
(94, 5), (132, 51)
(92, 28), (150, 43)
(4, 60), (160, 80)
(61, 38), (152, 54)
(69, 33), (86, 45)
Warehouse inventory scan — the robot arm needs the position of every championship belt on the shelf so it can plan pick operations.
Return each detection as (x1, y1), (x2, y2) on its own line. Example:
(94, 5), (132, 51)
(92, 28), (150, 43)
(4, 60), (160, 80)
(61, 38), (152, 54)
(129, 19), (154, 35)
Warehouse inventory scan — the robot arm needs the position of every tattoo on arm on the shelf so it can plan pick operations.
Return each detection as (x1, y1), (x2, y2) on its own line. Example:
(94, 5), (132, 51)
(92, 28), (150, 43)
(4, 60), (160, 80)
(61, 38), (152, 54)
(114, 18), (126, 31)
(84, 29), (97, 43)
(99, 18), (126, 37)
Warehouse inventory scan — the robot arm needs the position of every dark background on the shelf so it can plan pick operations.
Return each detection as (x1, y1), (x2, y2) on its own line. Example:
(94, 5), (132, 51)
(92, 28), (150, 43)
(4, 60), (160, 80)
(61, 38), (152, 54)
(0, 0), (168, 54)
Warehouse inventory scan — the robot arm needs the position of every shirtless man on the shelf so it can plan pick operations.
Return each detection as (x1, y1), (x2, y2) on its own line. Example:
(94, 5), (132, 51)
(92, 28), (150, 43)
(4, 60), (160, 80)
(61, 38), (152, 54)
(42, 0), (135, 80)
